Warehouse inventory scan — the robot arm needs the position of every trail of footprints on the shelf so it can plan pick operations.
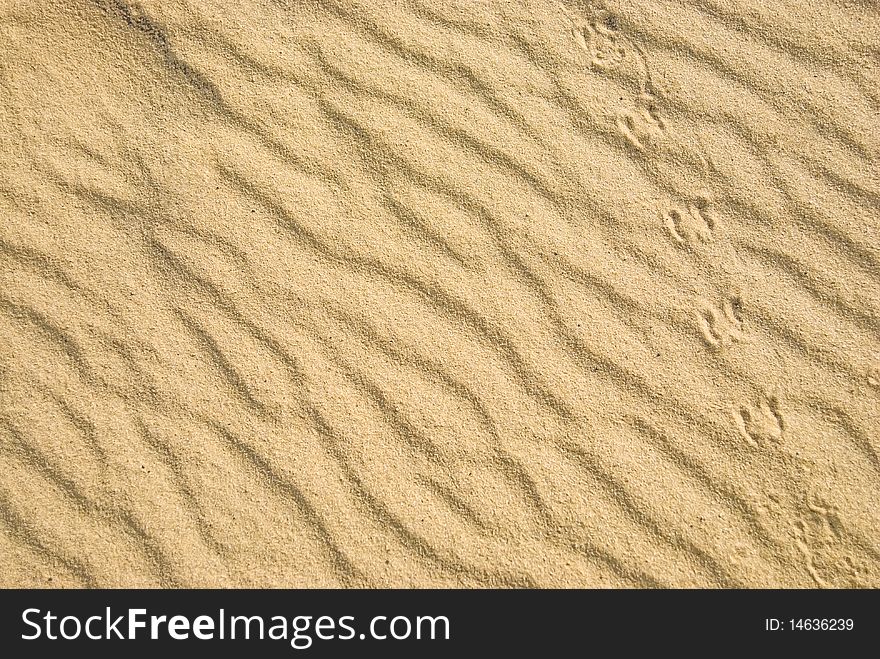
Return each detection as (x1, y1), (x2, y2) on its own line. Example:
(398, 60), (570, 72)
(564, 3), (668, 152)
(564, 5), (777, 448)
(561, 2), (873, 587)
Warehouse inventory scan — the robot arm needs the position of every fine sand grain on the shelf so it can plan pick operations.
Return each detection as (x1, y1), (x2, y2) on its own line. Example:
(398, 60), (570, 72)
(0, 0), (878, 588)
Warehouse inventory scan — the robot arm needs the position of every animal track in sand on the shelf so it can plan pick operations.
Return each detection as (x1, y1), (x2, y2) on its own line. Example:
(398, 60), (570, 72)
(579, 22), (625, 70)
(736, 395), (783, 447)
(697, 295), (744, 349)
(665, 196), (716, 246)
(565, 5), (627, 71)
(616, 94), (666, 151)
(794, 496), (872, 587)
(561, 3), (669, 153)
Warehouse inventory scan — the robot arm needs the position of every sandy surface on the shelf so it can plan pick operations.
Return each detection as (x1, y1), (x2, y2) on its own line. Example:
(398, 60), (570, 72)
(0, 0), (878, 588)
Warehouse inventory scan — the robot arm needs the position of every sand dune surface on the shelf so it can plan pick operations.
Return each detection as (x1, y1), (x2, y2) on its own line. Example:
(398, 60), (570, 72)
(0, 0), (878, 587)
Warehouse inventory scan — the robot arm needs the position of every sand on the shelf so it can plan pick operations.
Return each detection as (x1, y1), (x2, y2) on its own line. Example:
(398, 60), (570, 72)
(0, 0), (877, 588)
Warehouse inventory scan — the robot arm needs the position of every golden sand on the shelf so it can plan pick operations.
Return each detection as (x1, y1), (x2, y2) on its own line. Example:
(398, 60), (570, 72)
(0, 0), (878, 587)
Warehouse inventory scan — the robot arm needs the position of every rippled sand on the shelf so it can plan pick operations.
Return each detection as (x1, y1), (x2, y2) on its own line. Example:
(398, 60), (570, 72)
(0, 0), (878, 588)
